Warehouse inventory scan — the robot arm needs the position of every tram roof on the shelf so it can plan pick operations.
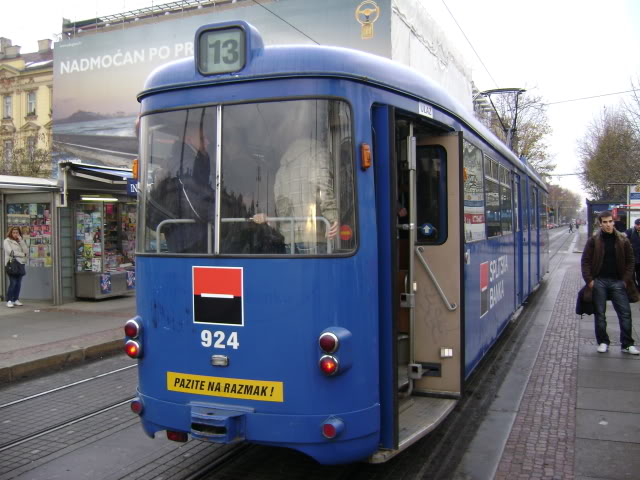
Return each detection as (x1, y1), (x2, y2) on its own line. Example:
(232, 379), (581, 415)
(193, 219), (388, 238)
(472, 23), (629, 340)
(140, 38), (545, 188)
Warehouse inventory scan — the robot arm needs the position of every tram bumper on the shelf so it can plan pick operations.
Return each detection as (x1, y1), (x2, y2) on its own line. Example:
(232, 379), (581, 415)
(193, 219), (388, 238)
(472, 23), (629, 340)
(137, 392), (380, 463)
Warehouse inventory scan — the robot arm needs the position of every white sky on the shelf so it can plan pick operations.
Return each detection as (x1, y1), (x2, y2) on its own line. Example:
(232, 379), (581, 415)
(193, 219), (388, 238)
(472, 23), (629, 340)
(2, 0), (639, 202)
(429, 0), (640, 204)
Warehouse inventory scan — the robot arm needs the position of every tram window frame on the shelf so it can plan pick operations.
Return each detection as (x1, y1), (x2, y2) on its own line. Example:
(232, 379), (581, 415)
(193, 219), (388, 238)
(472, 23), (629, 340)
(137, 98), (358, 257)
(415, 144), (447, 245)
(499, 165), (513, 235)
(513, 174), (521, 233)
(462, 139), (486, 243)
(219, 99), (357, 256)
(484, 155), (501, 238)
(530, 188), (538, 230)
(540, 191), (549, 230)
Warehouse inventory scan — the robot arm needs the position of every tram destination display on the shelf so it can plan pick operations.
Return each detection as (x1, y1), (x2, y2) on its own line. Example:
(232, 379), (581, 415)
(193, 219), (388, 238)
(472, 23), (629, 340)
(197, 26), (245, 75)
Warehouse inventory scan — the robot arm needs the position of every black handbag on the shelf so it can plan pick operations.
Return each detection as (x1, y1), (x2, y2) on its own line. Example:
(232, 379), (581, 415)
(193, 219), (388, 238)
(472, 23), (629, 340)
(5, 252), (21, 276)
(575, 285), (594, 316)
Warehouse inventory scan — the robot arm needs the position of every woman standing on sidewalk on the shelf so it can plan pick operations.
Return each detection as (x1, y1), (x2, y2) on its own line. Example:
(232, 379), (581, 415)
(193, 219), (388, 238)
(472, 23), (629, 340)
(4, 226), (28, 308)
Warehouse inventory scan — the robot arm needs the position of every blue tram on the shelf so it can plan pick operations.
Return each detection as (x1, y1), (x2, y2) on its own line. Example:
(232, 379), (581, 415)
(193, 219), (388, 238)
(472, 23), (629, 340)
(126, 21), (549, 464)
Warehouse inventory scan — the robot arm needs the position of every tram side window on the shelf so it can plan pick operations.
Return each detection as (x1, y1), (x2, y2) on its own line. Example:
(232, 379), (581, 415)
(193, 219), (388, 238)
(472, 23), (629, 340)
(219, 99), (356, 255)
(462, 140), (486, 243)
(416, 145), (446, 244)
(140, 107), (217, 254)
(484, 155), (501, 237)
(500, 165), (513, 234)
(530, 189), (537, 230)
(540, 192), (548, 230)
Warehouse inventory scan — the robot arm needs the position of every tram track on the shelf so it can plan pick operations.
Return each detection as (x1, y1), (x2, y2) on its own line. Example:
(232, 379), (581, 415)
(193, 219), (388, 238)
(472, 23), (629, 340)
(0, 398), (134, 454)
(0, 361), (138, 455)
(549, 229), (579, 261)
(0, 364), (136, 410)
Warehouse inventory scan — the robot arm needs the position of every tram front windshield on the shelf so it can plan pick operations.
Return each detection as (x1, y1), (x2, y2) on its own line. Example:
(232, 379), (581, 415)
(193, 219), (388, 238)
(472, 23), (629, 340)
(139, 99), (356, 255)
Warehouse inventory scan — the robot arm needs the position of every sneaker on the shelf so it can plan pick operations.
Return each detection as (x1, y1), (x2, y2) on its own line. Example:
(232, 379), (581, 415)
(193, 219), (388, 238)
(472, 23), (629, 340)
(13, 300), (23, 306)
(597, 343), (608, 353)
(6, 301), (14, 308)
(622, 345), (640, 355)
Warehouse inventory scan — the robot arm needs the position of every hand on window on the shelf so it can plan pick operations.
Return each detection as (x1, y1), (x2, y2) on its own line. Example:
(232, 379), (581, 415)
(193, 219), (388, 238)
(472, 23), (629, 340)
(251, 213), (267, 224)
(327, 221), (339, 239)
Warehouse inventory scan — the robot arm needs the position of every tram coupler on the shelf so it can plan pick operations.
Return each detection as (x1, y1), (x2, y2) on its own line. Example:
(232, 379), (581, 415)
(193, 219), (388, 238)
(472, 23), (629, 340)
(189, 403), (254, 443)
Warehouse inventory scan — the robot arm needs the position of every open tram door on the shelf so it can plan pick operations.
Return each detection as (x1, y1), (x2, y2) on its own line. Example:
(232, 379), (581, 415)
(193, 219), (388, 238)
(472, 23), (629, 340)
(372, 107), (462, 462)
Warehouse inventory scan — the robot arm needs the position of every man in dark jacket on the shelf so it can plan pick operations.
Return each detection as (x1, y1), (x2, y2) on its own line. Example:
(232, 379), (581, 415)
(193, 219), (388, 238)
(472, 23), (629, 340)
(625, 218), (640, 289)
(581, 211), (639, 354)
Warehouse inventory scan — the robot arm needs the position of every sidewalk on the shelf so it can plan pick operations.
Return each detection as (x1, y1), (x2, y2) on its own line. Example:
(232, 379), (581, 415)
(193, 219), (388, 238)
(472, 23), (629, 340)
(455, 229), (640, 480)
(0, 295), (135, 383)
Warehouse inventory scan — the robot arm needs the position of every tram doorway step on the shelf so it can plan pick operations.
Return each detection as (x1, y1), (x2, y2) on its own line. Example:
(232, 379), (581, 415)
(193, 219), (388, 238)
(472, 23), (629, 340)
(371, 396), (458, 463)
(398, 396), (456, 447)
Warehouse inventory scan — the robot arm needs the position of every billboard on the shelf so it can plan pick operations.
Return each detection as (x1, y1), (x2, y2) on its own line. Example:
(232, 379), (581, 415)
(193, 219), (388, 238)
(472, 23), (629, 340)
(52, 0), (392, 169)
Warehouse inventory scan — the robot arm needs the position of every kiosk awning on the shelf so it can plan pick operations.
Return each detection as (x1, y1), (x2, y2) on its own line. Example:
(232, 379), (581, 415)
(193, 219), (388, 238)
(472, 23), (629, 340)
(0, 175), (61, 191)
(67, 164), (132, 184)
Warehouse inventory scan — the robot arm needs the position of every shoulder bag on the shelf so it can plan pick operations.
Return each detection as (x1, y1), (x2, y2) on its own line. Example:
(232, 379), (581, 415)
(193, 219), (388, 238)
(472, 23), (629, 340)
(5, 251), (21, 276)
(575, 285), (594, 316)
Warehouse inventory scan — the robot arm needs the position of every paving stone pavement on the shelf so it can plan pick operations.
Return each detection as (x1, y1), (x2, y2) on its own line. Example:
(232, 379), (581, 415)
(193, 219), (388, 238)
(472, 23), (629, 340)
(495, 266), (580, 480)
(493, 235), (640, 480)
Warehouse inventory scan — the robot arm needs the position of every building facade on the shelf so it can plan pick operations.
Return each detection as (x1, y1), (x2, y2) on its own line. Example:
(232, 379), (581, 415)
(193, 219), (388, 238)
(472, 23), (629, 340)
(0, 38), (53, 177)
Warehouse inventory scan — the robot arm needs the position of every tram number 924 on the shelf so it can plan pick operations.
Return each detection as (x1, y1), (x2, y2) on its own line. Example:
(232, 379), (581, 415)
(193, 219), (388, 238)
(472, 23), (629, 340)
(201, 330), (240, 350)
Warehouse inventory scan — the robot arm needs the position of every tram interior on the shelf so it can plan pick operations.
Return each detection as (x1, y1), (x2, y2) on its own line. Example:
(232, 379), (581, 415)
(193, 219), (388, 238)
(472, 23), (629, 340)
(380, 114), (461, 460)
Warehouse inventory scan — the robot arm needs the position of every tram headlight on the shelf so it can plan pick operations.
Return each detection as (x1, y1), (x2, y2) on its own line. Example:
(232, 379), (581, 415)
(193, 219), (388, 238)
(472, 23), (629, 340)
(319, 355), (339, 376)
(125, 339), (142, 358)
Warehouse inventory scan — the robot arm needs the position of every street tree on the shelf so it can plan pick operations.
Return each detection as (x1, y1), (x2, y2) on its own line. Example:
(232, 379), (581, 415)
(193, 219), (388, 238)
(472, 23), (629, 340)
(475, 91), (555, 176)
(577, 107), (640, 200)
(622, 76), (640, 139)
(547, 183), (582, 223)
(1, 132), (52, 178)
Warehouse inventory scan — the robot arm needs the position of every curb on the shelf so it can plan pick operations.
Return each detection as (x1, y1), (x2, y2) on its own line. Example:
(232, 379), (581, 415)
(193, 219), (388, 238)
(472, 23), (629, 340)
(0, 338), (124, 384)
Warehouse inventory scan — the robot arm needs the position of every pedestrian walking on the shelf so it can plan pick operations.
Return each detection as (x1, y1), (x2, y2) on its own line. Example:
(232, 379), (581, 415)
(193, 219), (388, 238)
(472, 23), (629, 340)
(581, 210), (640, 354)
(3, 226), (28, 308)
(625, 218), (640, 290)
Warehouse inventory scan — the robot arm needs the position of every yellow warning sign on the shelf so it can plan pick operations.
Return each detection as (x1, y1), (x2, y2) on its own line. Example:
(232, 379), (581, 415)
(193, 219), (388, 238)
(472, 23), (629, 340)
(167, 372), (284, 402)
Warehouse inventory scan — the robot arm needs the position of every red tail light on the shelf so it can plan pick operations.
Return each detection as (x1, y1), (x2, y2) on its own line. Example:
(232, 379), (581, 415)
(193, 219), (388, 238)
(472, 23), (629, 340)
(130, 398), (143, 415)
(125, 339), (142, 358)
(124, 318), (141, 338)
(319, 355), (339, 376)
(319, 332), (338, 353)
(167, 430), (188, 442)
(322, 417), (345, 439)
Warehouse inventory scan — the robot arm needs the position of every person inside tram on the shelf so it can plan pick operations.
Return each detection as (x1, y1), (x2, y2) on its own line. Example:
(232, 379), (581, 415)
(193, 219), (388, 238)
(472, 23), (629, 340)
(251, 108), (339, 254)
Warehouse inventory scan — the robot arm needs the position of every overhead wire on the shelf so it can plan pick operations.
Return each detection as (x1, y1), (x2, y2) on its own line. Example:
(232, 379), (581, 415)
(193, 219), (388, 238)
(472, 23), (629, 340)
(440, 0), (499, 88)
(544, 89), (639, 106)
(250, 0), (320, 45)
